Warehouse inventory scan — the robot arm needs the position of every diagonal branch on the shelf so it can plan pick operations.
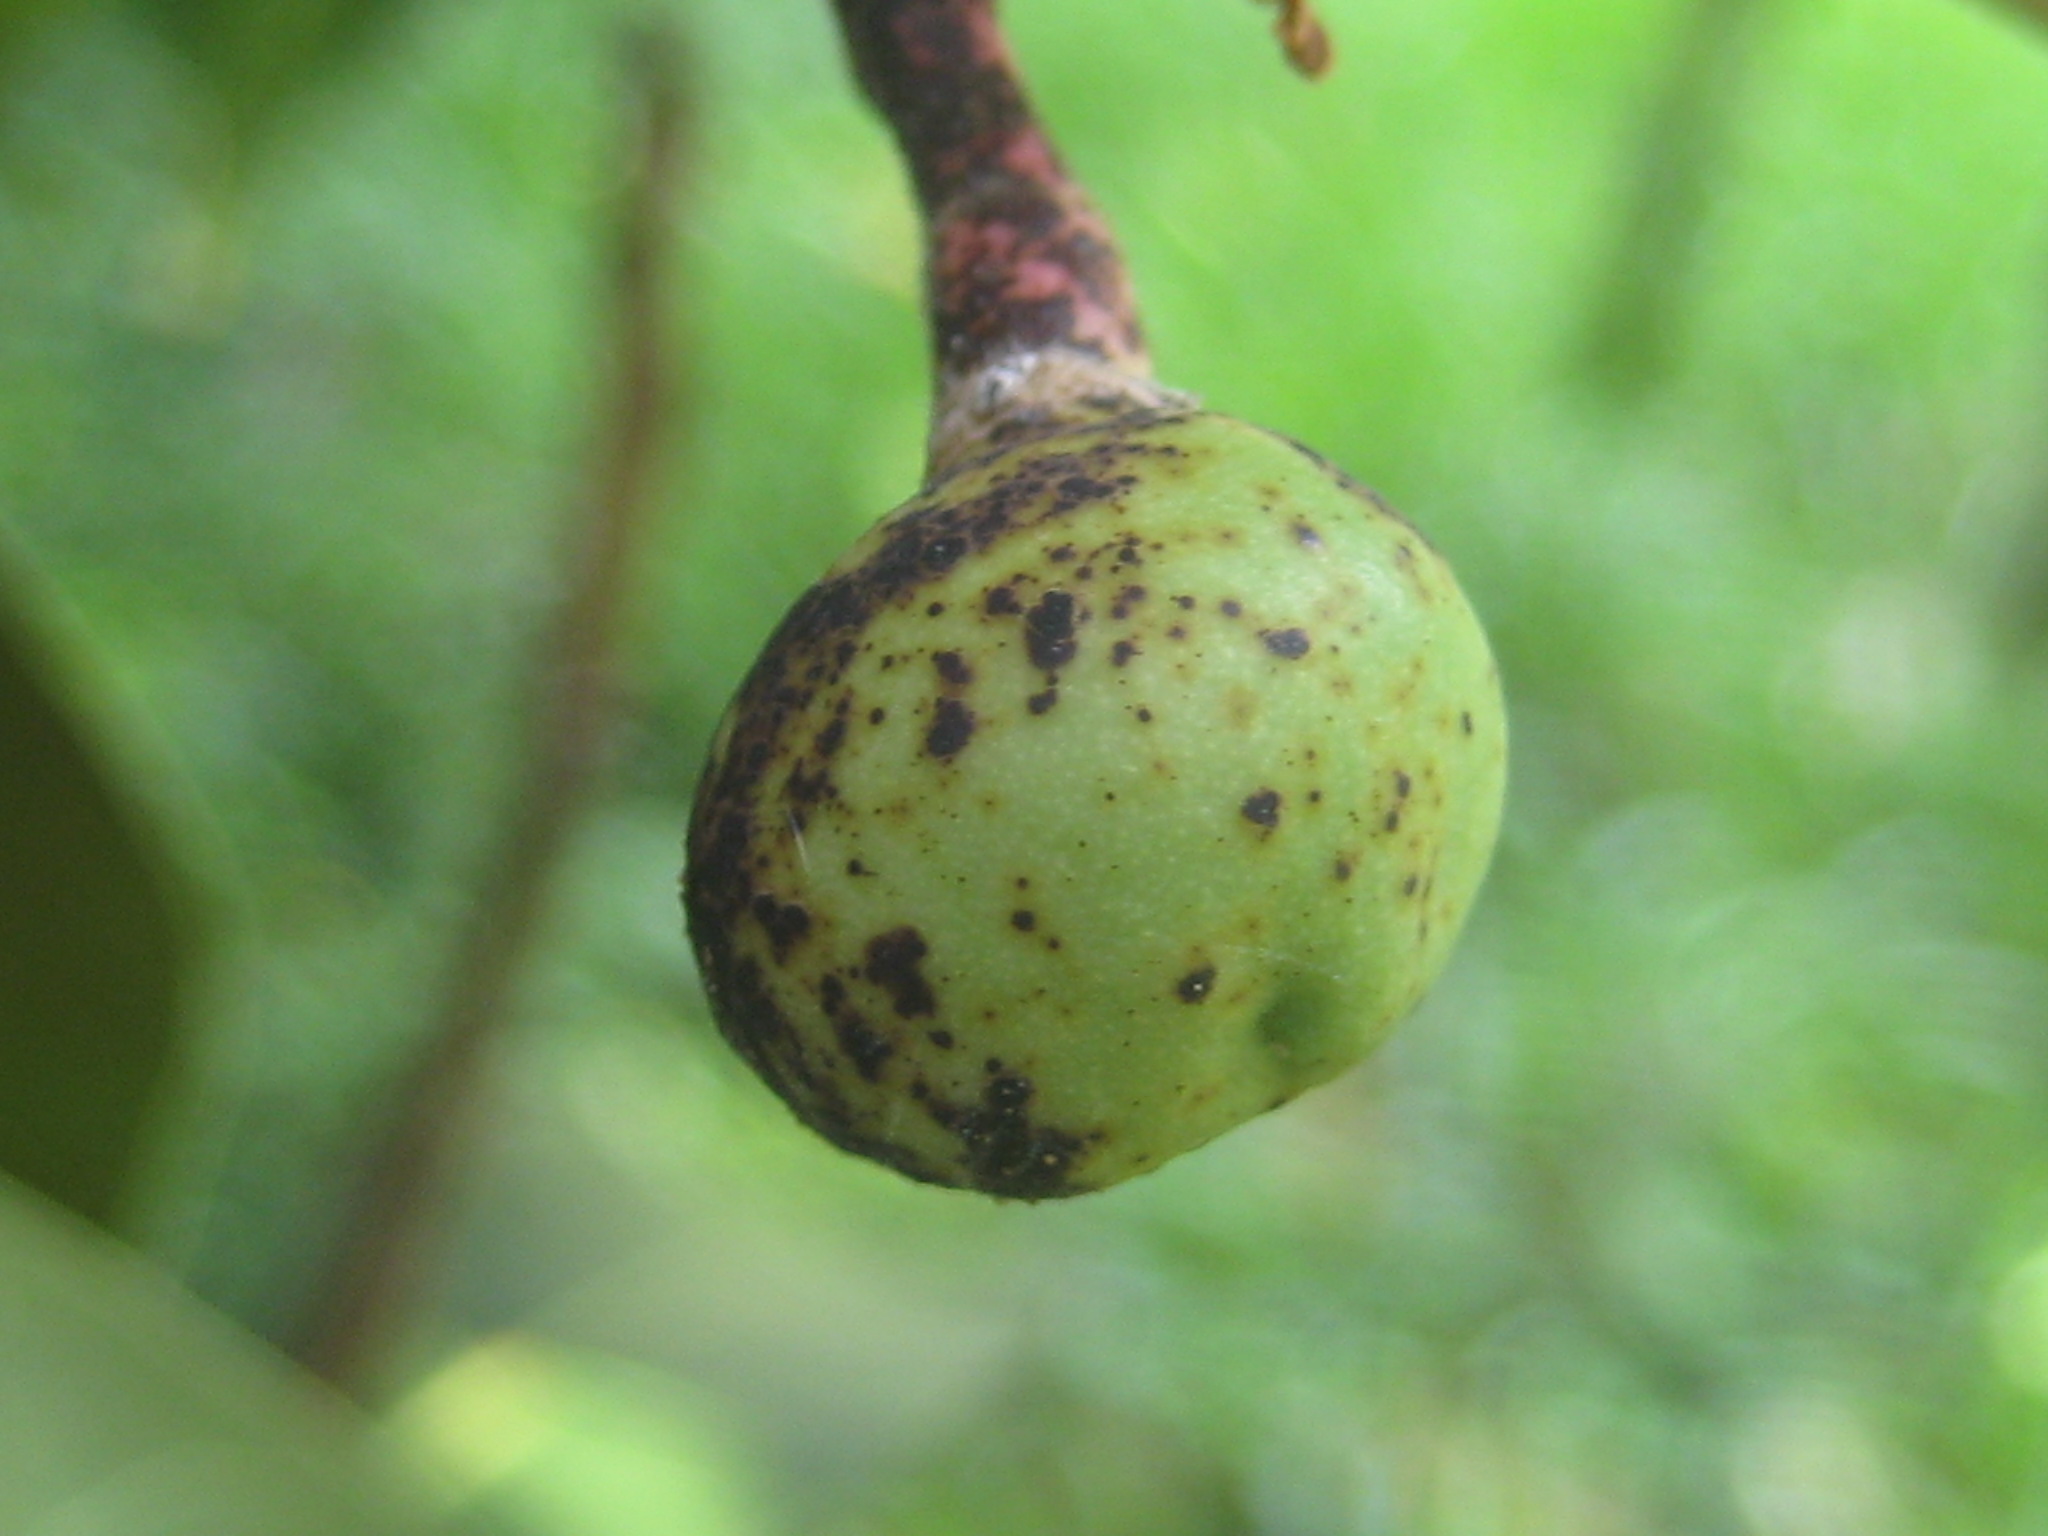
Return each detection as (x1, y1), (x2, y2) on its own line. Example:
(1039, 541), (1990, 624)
(290, 20), (692, 1395)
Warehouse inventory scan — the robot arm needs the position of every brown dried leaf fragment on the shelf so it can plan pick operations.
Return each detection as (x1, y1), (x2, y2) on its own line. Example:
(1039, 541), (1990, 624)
(1258, 0), (1333, 79)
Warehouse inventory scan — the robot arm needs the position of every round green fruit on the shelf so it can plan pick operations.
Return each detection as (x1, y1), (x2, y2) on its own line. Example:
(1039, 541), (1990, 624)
(683, 409), (1505, 1198)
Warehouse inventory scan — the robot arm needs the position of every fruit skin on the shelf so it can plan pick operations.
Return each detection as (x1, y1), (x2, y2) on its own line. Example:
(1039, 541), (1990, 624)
(684, 409), (1505, 1198)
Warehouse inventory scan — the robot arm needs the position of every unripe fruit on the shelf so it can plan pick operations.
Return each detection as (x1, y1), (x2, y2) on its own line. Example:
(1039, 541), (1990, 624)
(685, 0), (1507, 1196)
(684, 409), (1504, 1197)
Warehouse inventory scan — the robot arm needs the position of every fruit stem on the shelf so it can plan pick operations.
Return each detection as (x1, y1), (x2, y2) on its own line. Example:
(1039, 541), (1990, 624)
(830, 0), (1188, 481)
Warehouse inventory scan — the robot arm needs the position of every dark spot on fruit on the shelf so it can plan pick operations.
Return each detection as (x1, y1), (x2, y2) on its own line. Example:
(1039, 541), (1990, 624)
(847, 859), (873, 877)
(1403, 874), (1419, 896)
(927, 601), (946, 616)
(925, 698), (977, 759)
(864, 927), (936, 1018)
(1241, 789), (1282, 828)
(1025, 590), (1078, 670)
(934, 649), (973, 686)
(1117, 545), (1142, 566)
(987, 585), (1021, 616)
(929, 1029), (955, 1048)
(1384, 808), (1401, 832)
(927, 1070), (1084, 1199)
(1110, 584), (1147, 619)
(833, 1012), (893, 1081)
(750, 893), (812, 959)
(1461, 711), (1474, 735)
(868, 707), (886, 725)
(1049, 543), (1076, 562)
(923, 534), (967, 571)
(1011, 910), (1037, 931)
(1111, 639), (1140, 666)
(1177, 966), (1217, 1003)
(1262, 628), (1311, 659)
(1394, 769), (1412, 798)
(1167, 624), (1187, 640)
(1293, 521), (1323, 548)
(1053, 474), (1115, 508)
(1220, 599), (1242, 618)
(785, 761), (835, 806)
(1136, 707), (1153, 723)
(1028, 687), (1059, 714)
(1173, 594), (1195, 610)
(814, 717), (847, 758)
(1335, 858), (1354, 882)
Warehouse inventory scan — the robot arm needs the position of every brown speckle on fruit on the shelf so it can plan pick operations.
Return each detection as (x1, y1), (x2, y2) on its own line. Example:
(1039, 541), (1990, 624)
(1261, 627), (1311, 659)
(865, 927), (936, 1018)
(751, 894), (812, 959)
(1024, 590), (1078, 670)
(926, 698), (976, 758)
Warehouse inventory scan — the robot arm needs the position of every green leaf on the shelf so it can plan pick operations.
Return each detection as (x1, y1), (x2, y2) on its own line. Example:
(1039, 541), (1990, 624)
(0, 532), (193, 1226)
(0, 1172), (435, 1535)
(126, 0), (410, 146)
(0, 0), (81, 70)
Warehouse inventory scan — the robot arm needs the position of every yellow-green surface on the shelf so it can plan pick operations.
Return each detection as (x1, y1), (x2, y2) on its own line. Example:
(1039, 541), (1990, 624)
(688, 413), (1504, 1194)
(5, 0), (2048, 1530)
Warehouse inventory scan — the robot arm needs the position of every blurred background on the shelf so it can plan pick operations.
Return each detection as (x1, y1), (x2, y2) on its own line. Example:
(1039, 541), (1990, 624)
(5, 0), (2048, 1530)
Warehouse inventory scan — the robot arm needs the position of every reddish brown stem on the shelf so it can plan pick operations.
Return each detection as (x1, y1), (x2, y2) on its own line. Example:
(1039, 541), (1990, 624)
(830, 0), (1185, 479)
(289, 24), (690, 1395)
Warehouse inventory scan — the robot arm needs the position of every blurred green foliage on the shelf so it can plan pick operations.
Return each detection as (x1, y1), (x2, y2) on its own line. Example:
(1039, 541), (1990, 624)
(4, 0), (2048, 1531)
(0, 533), (190, 1226)
(0, 1172), (429, 1534)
